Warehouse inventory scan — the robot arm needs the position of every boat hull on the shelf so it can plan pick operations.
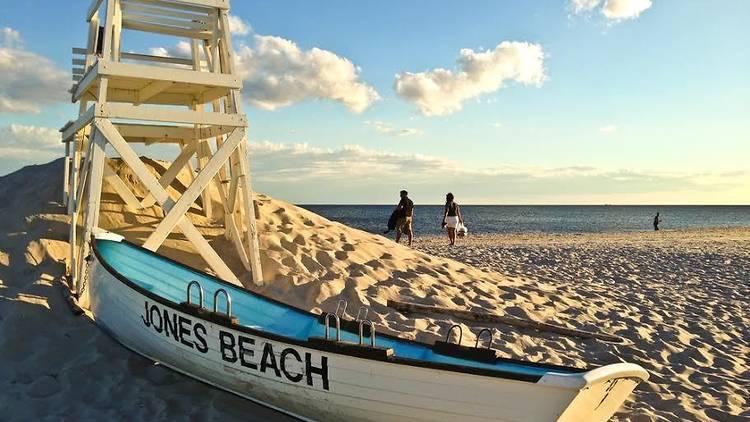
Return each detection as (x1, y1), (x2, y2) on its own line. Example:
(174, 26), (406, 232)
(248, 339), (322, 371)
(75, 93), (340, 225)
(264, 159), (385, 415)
(86, 240), (646, 422)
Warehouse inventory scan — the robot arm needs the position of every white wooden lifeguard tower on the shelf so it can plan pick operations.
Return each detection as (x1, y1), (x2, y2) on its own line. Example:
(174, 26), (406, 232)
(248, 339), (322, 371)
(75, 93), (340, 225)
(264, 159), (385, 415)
(61, 0), (263, 304)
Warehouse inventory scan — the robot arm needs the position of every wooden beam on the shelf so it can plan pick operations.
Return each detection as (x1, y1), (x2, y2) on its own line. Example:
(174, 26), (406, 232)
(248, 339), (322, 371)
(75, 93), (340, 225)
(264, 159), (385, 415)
(140, 141), (198, 208)
(121, 51), (193, 66)
(143, 128), (243, 250)
(127, 0), (228, 12)
(122, 19), (212, 39)
(61, 105), (95, 142)
(75, 130), (107, 297)
(387, 300), (624, 343)
(136, 80), (174, 105)
(87, 0), (104, 21)
(96, 103), (246, 126)
(95, 118), (238, 283)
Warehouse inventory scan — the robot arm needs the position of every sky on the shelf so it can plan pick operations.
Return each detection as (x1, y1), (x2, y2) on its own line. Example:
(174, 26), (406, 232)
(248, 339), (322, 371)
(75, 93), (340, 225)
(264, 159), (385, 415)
(0, 0), (748, 204)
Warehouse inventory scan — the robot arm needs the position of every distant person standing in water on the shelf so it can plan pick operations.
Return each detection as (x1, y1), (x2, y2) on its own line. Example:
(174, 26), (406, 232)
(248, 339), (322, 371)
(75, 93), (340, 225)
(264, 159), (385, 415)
(653, 212), (661, 231)
(395, 190), (414, 246)
(442, 193), (463, 246)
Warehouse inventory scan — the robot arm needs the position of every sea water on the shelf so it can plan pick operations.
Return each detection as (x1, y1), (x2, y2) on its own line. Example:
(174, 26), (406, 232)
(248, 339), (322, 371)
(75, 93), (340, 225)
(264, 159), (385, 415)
(299, 205), (750, 236)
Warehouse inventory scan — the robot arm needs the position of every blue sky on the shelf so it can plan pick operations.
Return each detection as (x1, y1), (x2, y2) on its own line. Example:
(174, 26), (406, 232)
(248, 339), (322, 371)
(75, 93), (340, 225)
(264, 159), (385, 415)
(0, 0), (748, 204)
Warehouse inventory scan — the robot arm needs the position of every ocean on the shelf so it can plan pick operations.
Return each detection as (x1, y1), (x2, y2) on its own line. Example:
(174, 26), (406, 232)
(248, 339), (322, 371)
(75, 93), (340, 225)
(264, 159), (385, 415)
(298, 205), (750, 236)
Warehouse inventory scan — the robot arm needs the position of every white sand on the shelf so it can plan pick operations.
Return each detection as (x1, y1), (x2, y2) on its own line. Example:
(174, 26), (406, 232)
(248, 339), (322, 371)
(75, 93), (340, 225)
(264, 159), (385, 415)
(1, 158), (747, 421)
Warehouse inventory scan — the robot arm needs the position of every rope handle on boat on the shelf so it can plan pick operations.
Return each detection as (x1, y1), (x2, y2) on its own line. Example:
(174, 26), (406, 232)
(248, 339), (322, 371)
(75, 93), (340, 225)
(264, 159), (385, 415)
(355, 306), (369, 322)
(213, 288), (232, 318)
(476, 328), (493, 349)
(446, 324), (463, 346)
(335, 299), (348, 319)
(358, 320), (376, 347)
(324, 313), (342, 341)
(186, 281), (204, 308)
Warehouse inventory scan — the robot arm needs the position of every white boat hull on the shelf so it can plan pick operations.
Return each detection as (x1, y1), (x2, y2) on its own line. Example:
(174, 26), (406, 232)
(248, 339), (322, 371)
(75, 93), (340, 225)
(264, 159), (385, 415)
(86, 241), (647, 422)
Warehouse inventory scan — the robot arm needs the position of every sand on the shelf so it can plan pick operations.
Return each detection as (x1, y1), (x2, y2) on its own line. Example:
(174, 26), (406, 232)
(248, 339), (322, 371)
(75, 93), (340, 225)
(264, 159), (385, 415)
(0, 158), (748, 421)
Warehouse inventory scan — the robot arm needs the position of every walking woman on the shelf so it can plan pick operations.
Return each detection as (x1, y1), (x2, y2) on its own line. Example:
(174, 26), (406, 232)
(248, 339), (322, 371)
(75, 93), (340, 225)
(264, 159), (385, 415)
(442, 192), (463, 246)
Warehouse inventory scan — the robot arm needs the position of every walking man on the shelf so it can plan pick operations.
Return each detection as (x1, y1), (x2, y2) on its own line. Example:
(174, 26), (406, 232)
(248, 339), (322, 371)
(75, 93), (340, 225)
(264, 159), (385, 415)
(653, 212), (661, 231)
(394, 190), (414, 246)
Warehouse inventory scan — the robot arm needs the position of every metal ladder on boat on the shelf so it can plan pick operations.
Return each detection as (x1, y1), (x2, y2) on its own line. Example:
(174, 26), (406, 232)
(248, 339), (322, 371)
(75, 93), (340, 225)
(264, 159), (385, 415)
(321, 299), (380, 349)
(433, 325), (498, 363)
(184, 280), (238, 324)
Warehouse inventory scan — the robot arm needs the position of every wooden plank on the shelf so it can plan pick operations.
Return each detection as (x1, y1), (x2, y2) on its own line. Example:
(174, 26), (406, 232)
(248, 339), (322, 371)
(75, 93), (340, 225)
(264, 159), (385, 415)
(96, 103), (246, 126)
(114, 123), (195, 141)
(63, 142), (71, 206)
(386, 300), (624, 343)
(87, 0), (105, 21)
(75, 130), (107, 297)
(121, 11), (210, 31)
(104, 163), (142, 210)
(126, 0), (228, 12)
(122, 19), (212, 39)
(143, 128), (243, 250)
(96, 119), (238, 283)
(121, 2), (209, 21)
(140, 141), (198, 207)
(136, 80), (173, 105)
(62, 105), (96, 142)
(102, 0), (116, 60)
(99, 60), (241, 89)
(121, 51), (193, 66)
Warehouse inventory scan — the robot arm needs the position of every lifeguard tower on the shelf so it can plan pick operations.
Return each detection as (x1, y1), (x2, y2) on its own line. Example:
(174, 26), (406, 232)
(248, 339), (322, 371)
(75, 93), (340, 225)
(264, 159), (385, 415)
(61, 0), (263, 304)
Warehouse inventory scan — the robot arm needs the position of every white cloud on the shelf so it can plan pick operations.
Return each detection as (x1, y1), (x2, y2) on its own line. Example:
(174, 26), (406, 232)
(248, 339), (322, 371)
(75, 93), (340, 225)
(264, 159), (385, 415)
(248, 141), (746, 204)
(365, 121), (423, 137)
(0, 124), (61, 158)
(599, 124), (618, 133)
(0, 28), (69, 113)
(571, 0), (602, 13)
(570, 0), (652, 21)
(602, 0), (653, 20)
(1, 27), (22, 48)
(394, 41), (546, 116)
(235, 35), (379, 113)
(227, 15), (251, 35)
(149, 41), (191, 58)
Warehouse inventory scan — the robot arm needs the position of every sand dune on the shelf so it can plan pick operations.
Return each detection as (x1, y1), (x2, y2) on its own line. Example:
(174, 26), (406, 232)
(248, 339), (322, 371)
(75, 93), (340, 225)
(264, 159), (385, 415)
(1, 158), (747, 421)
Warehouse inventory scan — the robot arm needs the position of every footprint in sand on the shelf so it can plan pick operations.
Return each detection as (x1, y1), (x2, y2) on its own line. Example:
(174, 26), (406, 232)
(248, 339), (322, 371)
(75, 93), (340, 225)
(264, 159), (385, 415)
(280, 238), (298, 254)
(301, 255), (324, 273)
(380, 253), (393, 260)
(342, 243), (355, 252)
(334, 251), (348, 260)
(293, 234), (306, 245)
(316, 251), (334, 267)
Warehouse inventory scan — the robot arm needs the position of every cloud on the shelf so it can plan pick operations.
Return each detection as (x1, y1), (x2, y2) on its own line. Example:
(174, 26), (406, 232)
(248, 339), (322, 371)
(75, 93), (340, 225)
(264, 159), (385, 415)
(227, 15), (251, 35)
(248, 141), (747, 204)
(0, 124), (61, 158)
(1, 27), (22, 48)
(394, 41), (546, 116)
(149, 41), (191, 58)
(235, 35), (379, 113)
(571, 0), (602, 13)
(0, 28), (69, 113)
(602, 0), (653, 20)
(599, 124), (618, 133)
(570, 0), (652, 21)
(365, 121), (423, 137)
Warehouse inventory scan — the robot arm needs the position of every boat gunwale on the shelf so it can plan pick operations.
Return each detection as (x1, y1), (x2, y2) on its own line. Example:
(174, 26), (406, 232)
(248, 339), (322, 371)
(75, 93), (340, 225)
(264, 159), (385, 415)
(91, 236), (589, 383)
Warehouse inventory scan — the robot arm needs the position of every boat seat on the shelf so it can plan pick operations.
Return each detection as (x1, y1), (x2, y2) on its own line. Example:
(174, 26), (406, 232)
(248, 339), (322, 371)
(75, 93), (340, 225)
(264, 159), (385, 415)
(177, 301), (239, 326)
(433, 341), (499, 363)
(307, 337), (394, 361)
